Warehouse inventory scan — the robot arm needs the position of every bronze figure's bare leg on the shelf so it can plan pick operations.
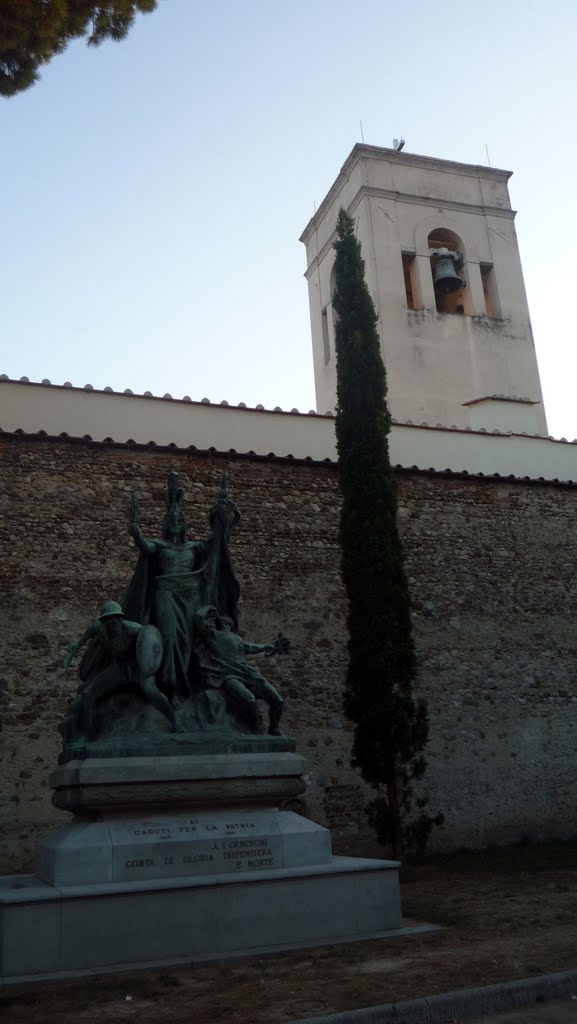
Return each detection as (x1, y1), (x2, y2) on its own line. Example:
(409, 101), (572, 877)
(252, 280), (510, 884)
(224, 677), (263, 732)
(139, 676), (177, 732)
(250, 677), (285, 735)
(81, 670), (126, 739)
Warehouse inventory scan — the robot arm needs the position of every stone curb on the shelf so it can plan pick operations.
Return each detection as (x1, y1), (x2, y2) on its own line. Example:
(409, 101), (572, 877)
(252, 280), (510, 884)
(289, 968), (577, 1024)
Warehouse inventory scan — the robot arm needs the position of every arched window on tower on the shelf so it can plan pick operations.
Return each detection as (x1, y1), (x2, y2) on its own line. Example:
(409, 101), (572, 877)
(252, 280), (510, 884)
(321, 263), (338, 366)
(428, 229), (471, 315)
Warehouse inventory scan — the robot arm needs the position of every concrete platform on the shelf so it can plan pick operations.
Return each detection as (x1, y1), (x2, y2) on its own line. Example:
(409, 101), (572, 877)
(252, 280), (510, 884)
(0, 856), (402, 984)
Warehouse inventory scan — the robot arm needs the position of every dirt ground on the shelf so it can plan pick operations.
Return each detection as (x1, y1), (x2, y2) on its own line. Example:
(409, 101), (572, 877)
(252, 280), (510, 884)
(2, 839), (577, 1024)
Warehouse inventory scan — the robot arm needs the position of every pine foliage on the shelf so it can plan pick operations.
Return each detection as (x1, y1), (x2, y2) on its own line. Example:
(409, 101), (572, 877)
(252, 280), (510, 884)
(333, 207), (430, 857)
(0, 1), (157, 97)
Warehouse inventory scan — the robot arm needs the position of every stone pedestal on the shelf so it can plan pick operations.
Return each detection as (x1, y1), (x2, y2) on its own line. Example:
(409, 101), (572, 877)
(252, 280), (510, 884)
(35, 804), (332, 887)
(49, 750), (306, 813)
(0, 752), (408, 984)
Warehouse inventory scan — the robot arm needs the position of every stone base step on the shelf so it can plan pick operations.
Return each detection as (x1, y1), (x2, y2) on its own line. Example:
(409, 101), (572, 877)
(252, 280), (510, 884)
(0, 856), (401, 983)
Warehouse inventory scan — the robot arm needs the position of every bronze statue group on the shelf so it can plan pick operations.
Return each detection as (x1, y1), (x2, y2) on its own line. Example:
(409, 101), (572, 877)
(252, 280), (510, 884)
(61, 474), (288, 746)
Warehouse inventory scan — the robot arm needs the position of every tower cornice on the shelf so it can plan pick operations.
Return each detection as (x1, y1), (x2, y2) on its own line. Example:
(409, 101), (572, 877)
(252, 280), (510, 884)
(300, 143), (513, 246)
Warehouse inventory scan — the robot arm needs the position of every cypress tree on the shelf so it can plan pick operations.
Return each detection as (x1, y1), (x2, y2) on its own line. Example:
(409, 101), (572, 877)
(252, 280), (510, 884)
(333, 207), (431, 859)
(0, 1), (158, 97)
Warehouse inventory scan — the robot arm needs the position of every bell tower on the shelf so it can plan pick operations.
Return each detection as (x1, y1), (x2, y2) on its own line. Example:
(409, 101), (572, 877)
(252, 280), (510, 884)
(300, 145), (547, 435)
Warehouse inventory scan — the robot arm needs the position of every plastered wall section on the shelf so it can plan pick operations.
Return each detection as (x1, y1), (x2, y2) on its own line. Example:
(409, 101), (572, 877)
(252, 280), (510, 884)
(1, 434), (577, 871)
(0, 380), (575, 480)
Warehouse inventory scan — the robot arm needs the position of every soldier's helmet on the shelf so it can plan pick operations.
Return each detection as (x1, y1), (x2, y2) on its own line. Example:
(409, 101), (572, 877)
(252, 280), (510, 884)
(98, 600), (125, 621)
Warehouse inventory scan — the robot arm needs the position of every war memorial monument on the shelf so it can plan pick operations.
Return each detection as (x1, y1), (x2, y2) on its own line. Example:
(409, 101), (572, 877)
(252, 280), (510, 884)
(0, 471), (404, 982)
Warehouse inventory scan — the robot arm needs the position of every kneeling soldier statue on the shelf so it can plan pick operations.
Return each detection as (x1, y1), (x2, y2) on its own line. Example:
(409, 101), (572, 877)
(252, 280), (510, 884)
(62, 600), (176, 741)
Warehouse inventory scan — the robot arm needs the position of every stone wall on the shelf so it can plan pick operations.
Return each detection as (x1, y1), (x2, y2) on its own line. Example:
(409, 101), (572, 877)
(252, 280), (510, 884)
(1, 433), (577, 871)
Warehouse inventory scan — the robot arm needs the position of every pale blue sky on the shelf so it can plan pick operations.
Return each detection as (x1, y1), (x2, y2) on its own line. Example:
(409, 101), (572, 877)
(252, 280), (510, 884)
(2, 0), (577, 436)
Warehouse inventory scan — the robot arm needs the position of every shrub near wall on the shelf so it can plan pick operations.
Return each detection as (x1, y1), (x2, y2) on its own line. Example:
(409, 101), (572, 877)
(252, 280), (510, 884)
(1, 434), (577, 870)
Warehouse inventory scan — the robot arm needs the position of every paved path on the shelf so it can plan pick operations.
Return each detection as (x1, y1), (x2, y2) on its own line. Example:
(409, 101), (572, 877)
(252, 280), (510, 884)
(471, 999), (577, 1022)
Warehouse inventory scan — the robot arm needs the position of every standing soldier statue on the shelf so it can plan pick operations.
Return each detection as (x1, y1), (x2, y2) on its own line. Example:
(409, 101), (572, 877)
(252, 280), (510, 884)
(125, 472), (241, 701)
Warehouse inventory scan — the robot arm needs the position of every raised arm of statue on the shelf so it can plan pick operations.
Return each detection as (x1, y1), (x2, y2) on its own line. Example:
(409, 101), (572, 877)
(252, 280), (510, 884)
(129, 492), (156, 556)
(208, 476), (241, 543)
(225, 496), (241, 533)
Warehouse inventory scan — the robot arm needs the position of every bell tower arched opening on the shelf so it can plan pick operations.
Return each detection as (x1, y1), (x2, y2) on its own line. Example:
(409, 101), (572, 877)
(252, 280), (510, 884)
(428, 228), (471, 315)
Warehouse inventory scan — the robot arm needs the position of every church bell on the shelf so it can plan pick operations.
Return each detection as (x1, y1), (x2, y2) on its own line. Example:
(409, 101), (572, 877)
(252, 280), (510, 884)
(433, 250), (464, 295)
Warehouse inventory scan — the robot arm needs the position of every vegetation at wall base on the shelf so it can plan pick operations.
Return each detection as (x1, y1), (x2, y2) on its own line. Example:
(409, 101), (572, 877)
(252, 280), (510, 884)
(332, 206), (432, 859)
(0, 1), (158, 97)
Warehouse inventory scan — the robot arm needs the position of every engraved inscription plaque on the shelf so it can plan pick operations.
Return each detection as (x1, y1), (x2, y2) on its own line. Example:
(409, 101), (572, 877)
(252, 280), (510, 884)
(110, 809), (285, 882)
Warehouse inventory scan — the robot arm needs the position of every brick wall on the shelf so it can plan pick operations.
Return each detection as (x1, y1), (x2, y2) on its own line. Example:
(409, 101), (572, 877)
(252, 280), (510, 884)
(1, 434), (576, 871)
